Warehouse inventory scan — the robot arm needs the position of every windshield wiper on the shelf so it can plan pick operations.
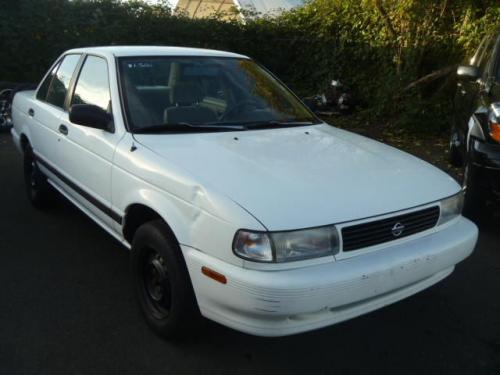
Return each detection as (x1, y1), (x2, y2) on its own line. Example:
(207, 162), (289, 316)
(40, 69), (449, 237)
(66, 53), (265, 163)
(242, 120), (316, 129)
(132, 120), (317, 134)
(133, 122), (246, 134)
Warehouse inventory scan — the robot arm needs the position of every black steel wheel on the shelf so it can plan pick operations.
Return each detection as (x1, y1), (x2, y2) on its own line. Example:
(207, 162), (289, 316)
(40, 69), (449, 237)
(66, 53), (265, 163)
(131, 220), (198, 339)
(141, 249), (172, 320)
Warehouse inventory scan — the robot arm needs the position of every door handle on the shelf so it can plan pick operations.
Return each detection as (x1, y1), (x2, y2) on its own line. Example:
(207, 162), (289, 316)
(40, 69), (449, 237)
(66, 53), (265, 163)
(28, 108), (35, 117)
(58, 124), (68, 136)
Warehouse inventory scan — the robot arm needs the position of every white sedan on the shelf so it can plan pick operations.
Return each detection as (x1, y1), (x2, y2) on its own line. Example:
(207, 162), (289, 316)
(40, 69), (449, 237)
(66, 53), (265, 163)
(11, 46), (478, 338)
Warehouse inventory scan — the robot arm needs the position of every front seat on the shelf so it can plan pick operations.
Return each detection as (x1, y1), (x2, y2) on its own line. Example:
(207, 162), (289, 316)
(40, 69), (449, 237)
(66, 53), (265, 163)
(164, 83), (217, 124)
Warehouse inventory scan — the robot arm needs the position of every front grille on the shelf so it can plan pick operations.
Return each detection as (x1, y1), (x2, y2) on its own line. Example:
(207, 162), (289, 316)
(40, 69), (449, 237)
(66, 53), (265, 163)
(341, 206), (440, 252)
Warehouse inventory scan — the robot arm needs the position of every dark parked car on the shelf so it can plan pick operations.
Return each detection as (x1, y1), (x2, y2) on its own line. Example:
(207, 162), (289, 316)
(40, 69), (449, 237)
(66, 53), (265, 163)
(449, 30), (500, 216)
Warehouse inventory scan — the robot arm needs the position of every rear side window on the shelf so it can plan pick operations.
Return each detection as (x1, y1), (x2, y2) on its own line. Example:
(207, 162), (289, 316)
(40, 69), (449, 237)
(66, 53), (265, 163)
(71, 56), (111, 112)
(45, 54), (81, 109)
(37, 62), (60, 101)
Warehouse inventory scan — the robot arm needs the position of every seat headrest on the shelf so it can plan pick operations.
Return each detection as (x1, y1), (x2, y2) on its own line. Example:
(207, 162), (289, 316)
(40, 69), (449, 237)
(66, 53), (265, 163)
(170, 82), (203, 106)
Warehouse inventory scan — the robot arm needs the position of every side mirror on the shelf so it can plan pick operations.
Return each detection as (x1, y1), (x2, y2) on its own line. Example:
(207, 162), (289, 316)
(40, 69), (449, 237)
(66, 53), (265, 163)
(457, 65), (480, 81)
(69, 104), (114, 132)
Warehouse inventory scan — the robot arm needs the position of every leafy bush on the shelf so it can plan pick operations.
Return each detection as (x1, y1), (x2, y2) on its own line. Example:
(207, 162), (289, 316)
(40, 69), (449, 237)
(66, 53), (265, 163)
(0, 0), (498, 133)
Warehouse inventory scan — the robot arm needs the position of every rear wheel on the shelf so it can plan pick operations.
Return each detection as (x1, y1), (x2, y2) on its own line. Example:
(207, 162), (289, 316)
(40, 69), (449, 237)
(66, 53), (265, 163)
(23, 146), (53, 208)
(131, 220), (198, 339)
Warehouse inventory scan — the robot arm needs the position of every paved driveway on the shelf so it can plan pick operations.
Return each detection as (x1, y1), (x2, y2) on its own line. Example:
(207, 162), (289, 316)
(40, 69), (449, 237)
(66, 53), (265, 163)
(0, 131), (499, 375)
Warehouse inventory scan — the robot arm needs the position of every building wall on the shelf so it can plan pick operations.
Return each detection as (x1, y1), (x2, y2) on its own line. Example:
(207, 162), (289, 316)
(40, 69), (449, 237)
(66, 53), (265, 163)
(238, 0), (303, 15)
(176, 0), (239, 20)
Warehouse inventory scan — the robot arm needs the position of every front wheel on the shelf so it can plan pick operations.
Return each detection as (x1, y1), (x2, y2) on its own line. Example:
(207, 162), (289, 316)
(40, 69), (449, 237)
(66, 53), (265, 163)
(23, 147), (53, 208)
(131, 220), (198, 339)
(449, 126), (464, 167)
(462, 161), (490, 223)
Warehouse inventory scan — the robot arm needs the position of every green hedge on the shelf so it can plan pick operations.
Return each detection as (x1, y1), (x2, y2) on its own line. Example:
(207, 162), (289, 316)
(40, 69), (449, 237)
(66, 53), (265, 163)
(0, 0), (498, 132)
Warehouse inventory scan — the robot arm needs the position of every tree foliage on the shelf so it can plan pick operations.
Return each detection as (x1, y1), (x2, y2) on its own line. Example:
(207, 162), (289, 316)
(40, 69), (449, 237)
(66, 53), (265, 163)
(0, 0), (498, 132)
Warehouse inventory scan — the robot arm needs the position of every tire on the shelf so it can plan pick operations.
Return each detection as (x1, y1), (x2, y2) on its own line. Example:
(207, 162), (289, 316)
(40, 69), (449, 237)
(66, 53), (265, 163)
(449, 126), (463, 167)
(0, 89), (13, 131)
(23, 146), (53, 208)
(131, 220), (198, 339)
(462, 161), (490, 223)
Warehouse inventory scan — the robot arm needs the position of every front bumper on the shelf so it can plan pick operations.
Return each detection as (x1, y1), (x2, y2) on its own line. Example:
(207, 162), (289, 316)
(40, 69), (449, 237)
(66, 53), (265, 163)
(182, 217), (477, 337)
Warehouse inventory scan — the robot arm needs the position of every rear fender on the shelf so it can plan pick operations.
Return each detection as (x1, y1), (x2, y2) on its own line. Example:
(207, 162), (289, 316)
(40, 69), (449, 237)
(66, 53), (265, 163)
(11, 93), (35, 154)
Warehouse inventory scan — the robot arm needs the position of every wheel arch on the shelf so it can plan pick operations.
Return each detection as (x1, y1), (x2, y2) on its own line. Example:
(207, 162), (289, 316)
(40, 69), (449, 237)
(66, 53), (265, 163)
(122, 203), (182, 247)
(467, 112), (487, 151)
(115, 182), (262, 266)
(20, 133), (30, 152)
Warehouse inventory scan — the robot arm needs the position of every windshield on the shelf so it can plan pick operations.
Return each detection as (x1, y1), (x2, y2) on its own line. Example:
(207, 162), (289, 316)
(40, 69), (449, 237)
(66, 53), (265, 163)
(118, 56), (319, 132)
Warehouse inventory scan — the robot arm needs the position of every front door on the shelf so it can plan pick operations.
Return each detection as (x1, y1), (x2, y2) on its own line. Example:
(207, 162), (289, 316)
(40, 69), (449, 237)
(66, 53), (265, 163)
(57, 54), (123, 228)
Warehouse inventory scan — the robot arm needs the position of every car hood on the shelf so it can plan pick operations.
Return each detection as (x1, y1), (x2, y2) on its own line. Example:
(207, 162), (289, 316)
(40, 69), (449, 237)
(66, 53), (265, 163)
(134, 124), (460, 230)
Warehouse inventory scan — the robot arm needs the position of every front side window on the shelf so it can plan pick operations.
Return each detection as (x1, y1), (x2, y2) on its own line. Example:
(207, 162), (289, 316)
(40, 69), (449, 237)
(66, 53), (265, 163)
(118, 57), (318, 132)
(71, 55), (111, 112)
(494, 35), (500, 81)
(470, 36), (489, 66)
(478, 35), (496, 76)
(45, 54), (81, 109)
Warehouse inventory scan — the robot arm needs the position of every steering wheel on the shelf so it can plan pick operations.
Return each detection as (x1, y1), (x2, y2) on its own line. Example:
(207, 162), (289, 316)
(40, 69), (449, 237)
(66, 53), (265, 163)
(219, 99), (261, 121)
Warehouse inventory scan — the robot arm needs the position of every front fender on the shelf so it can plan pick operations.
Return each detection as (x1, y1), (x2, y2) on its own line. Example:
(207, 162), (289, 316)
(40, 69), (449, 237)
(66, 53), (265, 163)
(111, 134), (265, 266)
(113, 183), (255, 267)
(467, 110), (487, 150)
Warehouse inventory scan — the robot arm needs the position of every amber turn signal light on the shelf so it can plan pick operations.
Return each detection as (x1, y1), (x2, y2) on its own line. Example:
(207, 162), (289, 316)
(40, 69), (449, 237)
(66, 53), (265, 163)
(201, 266), (227, 284)
(490, 122), (500, 143)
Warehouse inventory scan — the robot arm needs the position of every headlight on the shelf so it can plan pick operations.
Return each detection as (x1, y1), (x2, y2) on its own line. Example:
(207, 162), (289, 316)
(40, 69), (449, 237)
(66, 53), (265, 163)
(233, 226), (339, 263)
(489, 103), (500, 143)
(271, 226), (339, 262)
(438, 192), (464, 226)
(232, 230), (273, 262)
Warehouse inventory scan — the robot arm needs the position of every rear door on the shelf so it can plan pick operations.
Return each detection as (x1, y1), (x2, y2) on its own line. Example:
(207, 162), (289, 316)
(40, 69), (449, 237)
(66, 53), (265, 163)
(57, 54), (123, 227)
(31, 54), (82, 166)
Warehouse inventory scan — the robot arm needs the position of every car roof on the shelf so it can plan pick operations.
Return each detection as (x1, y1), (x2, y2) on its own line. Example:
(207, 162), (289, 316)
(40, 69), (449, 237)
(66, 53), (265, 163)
(65, 46), (249, 59)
